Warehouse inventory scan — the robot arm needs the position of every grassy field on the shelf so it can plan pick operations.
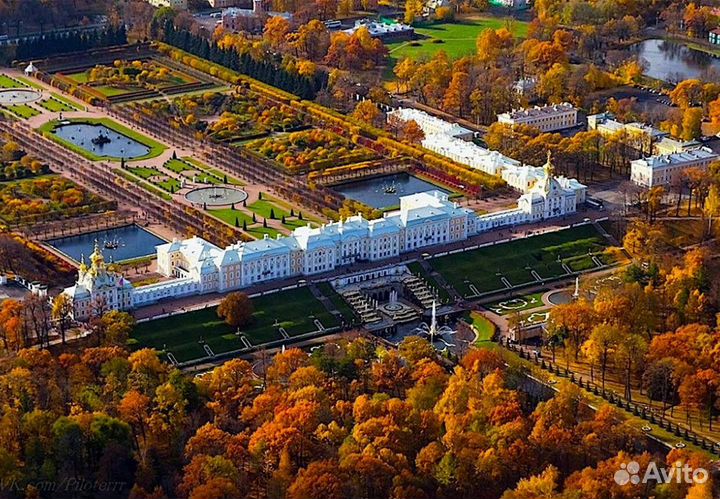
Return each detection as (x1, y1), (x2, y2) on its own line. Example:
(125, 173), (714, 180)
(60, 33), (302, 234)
(316, 281), (356, 323)
(386, 17), (529, 75)
(5, 104), (40, 119)
(208, 208), (283, 238)
(0, 75), (27, 88)
(50, 93), (81, 110)
(66, 72), (89, 83)
(130, 287), (339, 363)
(466, 311), (497, 349)
(483, 292), (545, 316)
(37, 98), (75, 113)
(38, 117), (166, 161)
(126, 166), (159, 180)
(165, 158), (194, 174)
(430, 225), (610, 298)
(183, 157), (245, 186)
(15, 76), (43, 90)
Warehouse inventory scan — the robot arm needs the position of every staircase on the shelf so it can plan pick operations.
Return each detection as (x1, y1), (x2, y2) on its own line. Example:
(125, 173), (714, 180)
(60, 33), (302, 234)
(403, 275), (435, 308)
(341, 290), (382, 324)
(386, 306), (418, 324)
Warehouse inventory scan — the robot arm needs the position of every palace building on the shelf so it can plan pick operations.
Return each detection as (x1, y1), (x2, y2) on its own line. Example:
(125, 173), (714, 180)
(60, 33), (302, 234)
(387, 108), (586, 201)
(497, 103), (578, 132)
(630, 147), (719, 188)
(62, 242), (134, 320)
(62, 157), (580, 319)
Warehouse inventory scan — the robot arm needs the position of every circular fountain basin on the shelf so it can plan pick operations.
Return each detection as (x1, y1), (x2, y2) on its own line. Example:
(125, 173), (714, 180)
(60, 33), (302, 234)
(185, 186), (248, 206)
(0, 88), (42, 105)
(547, 290), (573, 306)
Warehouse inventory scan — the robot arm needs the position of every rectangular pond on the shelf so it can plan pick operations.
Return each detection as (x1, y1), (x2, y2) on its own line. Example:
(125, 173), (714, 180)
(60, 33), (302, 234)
(48, 224), (167, 263)
(52, 122), (151, 159)
(331, 173), (450, 209)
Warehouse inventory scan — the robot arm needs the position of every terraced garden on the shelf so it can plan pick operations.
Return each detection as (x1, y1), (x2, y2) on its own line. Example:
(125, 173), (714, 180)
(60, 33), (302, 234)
(130, 287), (339, 363)
(430, 225), (613, 298)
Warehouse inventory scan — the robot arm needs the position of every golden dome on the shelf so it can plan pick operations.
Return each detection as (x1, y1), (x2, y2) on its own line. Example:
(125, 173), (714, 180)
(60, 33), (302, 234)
(90, 240), (105, 269)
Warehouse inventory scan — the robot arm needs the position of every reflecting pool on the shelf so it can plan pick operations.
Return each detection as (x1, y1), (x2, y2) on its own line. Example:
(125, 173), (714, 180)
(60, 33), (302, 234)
(332, 173), (450, 209)
(48, 225), (167, 263)
(53, 122), (151, 159)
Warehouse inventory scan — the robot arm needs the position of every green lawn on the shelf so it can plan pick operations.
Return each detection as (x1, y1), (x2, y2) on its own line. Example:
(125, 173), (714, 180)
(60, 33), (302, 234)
(15, 76), (43, 90)
(316, 281), (357, 323)
(37, 98), (74, 113)
(155, 177), (182, 192)
(182, 157), (245, 186)
(208, 208), (282, 238)
(164, 158), (194, 174)
(66, 71), (89, 83)
(65, 72), (137, 96)
(38, 117), (166, 161)
(5, 104), (40, 119)
(50, 93), (81, 110)
(386, 18), (529, 74)
(130, 287), (339, 363)
(209, 208), (254, 227)
(126, 165), (180, 192)
(483, 291), (545, 316)
(0, 75), (27, 88)
(95, 85), (137, 97)
(115, 170), (172, 201)
(248, 196), (319, 231)
(466, 311), (497, 349)
(126, 166), (159, 179)
(247, 225), (282, 239)
(430, 225), (609, 298)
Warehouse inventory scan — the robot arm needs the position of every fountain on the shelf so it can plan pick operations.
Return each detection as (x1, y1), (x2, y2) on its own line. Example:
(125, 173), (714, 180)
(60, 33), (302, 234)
(332, 173), (450, 209)
(572, 276), (580, 300)
(103, 236), (124, 250)
(381, 181), (398, 194)
(413, 300), (456, 348)
(91, 133), (112, 147)
(383, 289), (403, 312)
(185, 186), (249, 207)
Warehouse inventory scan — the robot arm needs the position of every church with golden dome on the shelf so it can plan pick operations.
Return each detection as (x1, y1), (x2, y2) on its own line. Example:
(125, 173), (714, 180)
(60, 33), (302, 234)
(61, 241), (134, 320)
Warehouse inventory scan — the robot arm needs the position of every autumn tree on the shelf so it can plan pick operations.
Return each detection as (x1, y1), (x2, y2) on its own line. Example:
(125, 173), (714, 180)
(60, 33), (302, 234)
(681, 107), (703, 141)
(351, 100), (381, 126)
(217, 292), (255, 330)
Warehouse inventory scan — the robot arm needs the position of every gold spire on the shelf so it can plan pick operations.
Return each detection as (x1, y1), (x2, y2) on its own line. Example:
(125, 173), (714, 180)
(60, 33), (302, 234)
(544, 150), (555, 178)
(79, 254), (88, 275)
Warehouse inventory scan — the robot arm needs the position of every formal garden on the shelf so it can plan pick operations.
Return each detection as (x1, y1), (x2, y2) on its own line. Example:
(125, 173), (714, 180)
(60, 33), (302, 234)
(0, 174), (109, 225)
(130, 287), (340, 363)
(483, 292), (546, 316)
(245, 128), (378, 174)
(208, 192), (319, 239)
(131, 89), (304, 142)
(36, 94), (80, 112)
(1, 143), (49, 180)
(52, 58), (214, 101)
(430, 225), (618, 298)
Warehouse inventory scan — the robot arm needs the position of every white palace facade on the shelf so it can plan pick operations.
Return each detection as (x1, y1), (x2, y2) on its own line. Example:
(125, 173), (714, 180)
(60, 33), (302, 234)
(387, 108), (587, 202)
(62, 172), (581, 318)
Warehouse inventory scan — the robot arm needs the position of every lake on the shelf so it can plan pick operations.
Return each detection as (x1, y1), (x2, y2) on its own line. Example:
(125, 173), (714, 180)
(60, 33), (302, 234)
(332, 173), (450, 210)
(48, 225), (167, 263)
(630, 38), (720, 82)
(53, 122), (151, 159)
